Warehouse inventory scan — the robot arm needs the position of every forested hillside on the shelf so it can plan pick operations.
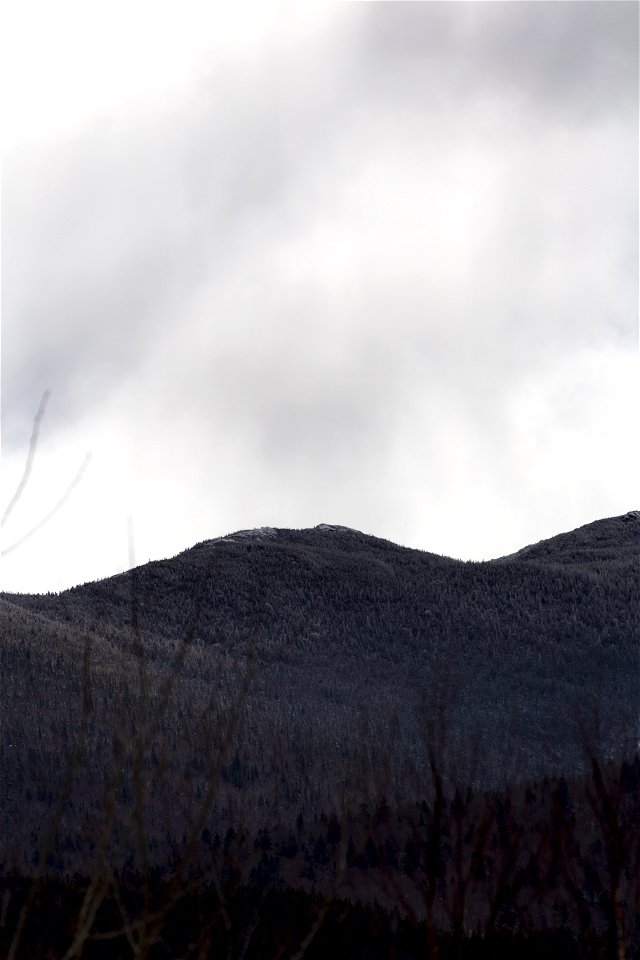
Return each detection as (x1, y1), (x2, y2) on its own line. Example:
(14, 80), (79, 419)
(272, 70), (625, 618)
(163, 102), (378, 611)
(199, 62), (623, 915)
(4, 512), (638, 785)
(1, 512), (638, 957)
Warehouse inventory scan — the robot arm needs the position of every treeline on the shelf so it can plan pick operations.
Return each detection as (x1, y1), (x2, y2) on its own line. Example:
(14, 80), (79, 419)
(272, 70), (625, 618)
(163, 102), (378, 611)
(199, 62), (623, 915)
(0, 876), (595, 959)
(1, 748), (639, 958)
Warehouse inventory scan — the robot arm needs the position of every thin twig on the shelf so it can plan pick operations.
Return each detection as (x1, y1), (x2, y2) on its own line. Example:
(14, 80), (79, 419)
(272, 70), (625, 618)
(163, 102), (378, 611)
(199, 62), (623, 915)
(2, 390), (50, 528)
(2, 453), (92, 556)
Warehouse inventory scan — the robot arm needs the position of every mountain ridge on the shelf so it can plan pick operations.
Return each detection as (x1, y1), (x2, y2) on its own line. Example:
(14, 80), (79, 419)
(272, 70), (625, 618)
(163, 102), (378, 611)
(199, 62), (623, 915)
(1, 506), (638, 877)
(494, 510), (639, 567)
(2, 511), (636, 600)
(2, 510), (637, 765)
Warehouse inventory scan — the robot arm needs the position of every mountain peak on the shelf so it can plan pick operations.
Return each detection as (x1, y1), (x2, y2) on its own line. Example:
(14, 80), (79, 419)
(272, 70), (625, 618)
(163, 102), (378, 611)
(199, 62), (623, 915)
(499, 511), (639, 567)
(314, 523), (361, 534)
(215, 527), (278, 544)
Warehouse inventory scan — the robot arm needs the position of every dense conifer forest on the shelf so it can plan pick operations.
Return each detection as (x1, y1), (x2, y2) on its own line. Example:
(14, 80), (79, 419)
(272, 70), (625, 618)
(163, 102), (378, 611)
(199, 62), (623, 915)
(1, 512), (638, 957)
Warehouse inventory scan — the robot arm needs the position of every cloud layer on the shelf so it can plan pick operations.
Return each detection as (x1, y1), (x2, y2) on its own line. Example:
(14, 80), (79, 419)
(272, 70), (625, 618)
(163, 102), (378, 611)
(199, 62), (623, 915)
(2, 2), (638, 592)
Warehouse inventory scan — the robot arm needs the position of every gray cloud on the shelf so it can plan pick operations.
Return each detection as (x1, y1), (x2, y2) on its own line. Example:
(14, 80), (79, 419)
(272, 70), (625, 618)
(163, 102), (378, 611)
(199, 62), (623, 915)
(2, 2), (637, 591)
(361, 1), (638, 121)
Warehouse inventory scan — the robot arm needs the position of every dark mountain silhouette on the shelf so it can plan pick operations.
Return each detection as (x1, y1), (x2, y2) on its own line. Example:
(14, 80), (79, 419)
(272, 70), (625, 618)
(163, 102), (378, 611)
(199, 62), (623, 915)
(2, 511), (638, 810)
(497, 509), (640, 568)
(1, 513), (639, 956)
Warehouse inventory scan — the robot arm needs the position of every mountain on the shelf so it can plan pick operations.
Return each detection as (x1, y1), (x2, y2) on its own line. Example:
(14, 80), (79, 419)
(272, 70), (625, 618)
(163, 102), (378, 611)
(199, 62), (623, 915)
(497, 509), (640, 568)
(1, 512), (638, 871)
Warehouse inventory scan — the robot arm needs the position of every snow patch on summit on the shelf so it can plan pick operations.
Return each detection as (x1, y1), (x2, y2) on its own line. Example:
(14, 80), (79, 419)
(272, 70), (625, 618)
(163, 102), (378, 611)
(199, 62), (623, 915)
(218, 527), (277, 544)
(314, 524), (358, 533)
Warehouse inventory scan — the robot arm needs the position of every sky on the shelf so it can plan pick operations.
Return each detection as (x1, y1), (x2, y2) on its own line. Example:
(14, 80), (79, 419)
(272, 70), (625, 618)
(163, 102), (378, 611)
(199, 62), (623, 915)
(1, 1), (638, 594)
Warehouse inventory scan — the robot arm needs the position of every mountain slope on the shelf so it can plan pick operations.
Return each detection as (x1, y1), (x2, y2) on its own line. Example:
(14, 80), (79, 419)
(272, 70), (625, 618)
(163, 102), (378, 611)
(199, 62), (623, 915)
(498, 510), (640, 568)
(1, 513), (638, 868)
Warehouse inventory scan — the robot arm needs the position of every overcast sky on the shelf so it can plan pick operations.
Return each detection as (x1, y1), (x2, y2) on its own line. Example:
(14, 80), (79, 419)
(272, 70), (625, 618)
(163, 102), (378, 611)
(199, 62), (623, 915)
(2, 1), (638, 594)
